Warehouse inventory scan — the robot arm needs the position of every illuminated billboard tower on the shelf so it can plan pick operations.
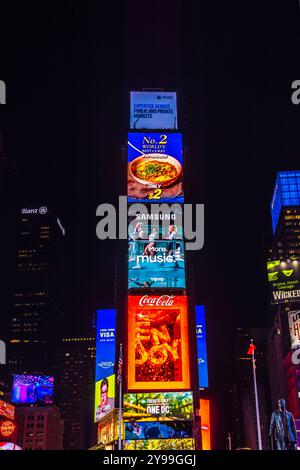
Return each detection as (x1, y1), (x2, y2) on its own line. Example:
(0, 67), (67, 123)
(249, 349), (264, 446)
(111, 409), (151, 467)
(267, 171), (300, 434)
(123, 90), (198, 451)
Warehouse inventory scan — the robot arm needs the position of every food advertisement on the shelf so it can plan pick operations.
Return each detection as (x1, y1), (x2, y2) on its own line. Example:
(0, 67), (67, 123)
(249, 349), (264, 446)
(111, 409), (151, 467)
(127, 295), (190, 390)
(127, 133), (183, 203)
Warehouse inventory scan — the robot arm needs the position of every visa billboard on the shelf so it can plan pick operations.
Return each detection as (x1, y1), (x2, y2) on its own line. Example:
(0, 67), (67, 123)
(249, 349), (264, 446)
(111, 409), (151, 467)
(196, 305), (209, 389)
(94, 309), (116, 423)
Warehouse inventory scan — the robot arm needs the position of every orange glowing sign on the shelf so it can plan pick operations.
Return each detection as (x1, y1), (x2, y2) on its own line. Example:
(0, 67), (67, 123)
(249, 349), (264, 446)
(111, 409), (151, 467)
(0, 420), (15, 438)
(200, 399), (211, 450)
(127, 295), (190, 390)
(0, 400), (15, 421)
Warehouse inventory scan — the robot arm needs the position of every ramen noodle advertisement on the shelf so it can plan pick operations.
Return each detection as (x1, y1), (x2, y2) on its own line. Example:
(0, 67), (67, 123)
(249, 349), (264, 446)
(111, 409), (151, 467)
(128, 206), (185, 289)
(127, 295), (190, 390)
(127, 133), (183, 203)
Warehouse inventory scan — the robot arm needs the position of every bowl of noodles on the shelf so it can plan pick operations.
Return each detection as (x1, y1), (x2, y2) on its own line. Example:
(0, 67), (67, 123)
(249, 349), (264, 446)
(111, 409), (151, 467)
(129, 154), (182, 187)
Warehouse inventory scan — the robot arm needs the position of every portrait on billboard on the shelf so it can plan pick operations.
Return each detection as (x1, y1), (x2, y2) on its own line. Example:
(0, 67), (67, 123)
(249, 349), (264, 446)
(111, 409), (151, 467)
(127, 295), (190, 390)
(94, 374), (115, 423)
(127, 133), (183, 203)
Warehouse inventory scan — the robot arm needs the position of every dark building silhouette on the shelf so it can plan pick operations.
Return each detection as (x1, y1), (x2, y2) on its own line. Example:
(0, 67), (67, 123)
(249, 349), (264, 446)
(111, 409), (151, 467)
(9, 206), (65, 371)
(0, 132), (22, 344)
(229, 328), (270, 449)
(54, 336), (95, 450)
(16, 405), (64, 450)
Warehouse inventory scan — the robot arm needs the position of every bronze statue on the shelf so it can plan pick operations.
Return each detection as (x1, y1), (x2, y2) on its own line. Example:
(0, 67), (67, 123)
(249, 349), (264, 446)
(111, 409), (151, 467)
(269, 399), (297, 450)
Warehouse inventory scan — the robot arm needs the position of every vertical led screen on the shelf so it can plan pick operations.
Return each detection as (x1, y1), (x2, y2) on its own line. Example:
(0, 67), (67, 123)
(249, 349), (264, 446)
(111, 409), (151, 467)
(94, 309), (116, 423)
(128, 204), (185, 289)
(127, 295), (190, 390)
(130, 91), (177, 130)
(200, 399), (211, 450)
(288, 310), (300, 349)
(196, 305), (209, 389)
(127, 133), (183, 203)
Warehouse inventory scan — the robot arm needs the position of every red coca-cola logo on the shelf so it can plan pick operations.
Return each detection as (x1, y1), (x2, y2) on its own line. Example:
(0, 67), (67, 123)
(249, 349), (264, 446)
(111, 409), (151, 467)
(139, 295), (175, 307)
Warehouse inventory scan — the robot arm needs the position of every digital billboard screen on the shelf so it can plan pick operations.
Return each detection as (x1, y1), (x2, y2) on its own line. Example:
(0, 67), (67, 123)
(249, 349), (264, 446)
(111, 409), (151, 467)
(127, 295), (190, 390)
(95, 309), (116, 381)
(0, 442), (21, 450)
(123, 438), (195, 450)
(200, 398), (211, 450)
(196, 305), (209, 389)
(288, 310), (300, 349)
(123, 392), (194, 421)
(267, 259), (300, 304)
(128, 133), (183, 203)
(0, 401), (15, 421)
(94, 374), (115, 423)
(94, 309), (116, 423)
(128, 239), (185, 290)
(130, 91), (177, 130)
(12, 375), (54, 405)
(125, 420), (192, 440)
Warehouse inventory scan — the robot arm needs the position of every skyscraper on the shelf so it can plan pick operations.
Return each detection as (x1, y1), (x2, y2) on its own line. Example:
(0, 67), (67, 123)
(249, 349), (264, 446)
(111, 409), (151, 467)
(54, 336), (95, 450)
(9, 206), (65, 371)
(267, 170), (300, 441)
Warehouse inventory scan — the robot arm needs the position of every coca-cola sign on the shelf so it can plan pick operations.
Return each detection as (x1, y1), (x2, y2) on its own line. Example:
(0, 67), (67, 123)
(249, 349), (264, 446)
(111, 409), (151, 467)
(139, 295), (175, 307)
(127, 295), (190, 390)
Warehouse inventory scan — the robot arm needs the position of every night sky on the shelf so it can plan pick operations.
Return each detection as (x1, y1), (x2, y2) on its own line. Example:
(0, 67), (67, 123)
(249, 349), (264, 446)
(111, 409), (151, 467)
(0, 0), (300, 449)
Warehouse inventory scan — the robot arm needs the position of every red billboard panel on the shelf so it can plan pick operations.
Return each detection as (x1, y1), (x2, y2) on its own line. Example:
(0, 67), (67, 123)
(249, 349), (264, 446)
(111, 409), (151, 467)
(127, 295), (190, 390)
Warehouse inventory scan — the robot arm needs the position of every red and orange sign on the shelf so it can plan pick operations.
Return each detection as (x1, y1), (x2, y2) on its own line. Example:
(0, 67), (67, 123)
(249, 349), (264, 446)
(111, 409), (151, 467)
(200, 399), (211, 450)
(0, 420), (15, 438)
(0, 400), (15, 421)
(127, 295), (190, 390)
